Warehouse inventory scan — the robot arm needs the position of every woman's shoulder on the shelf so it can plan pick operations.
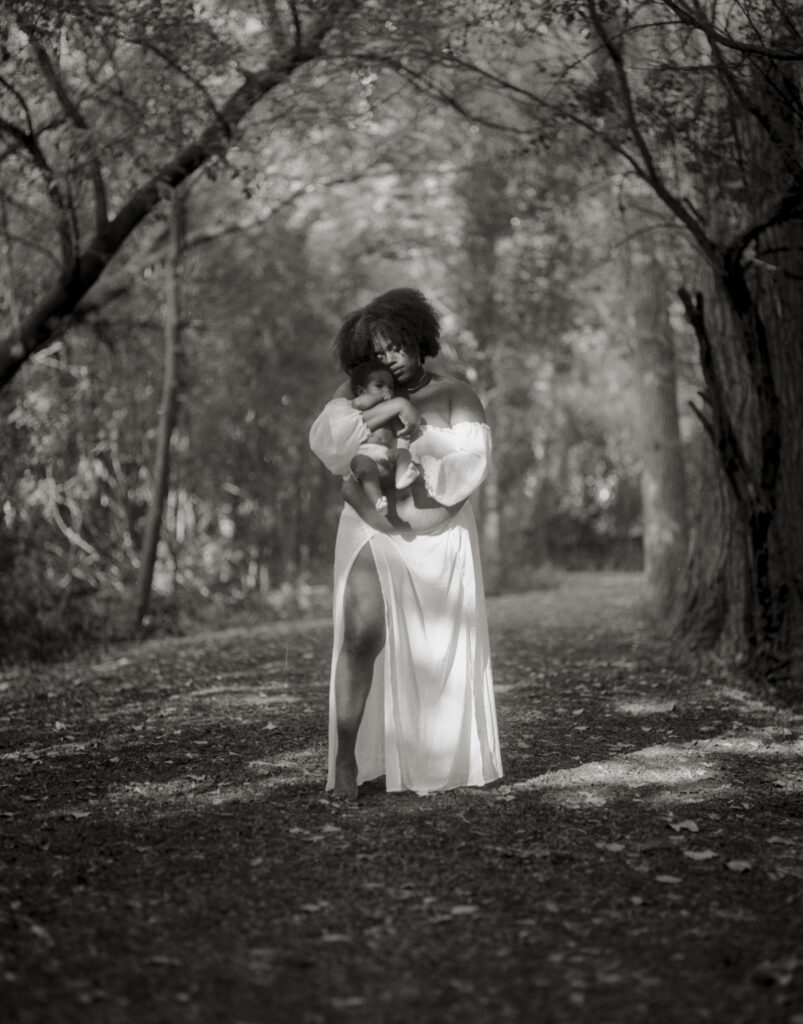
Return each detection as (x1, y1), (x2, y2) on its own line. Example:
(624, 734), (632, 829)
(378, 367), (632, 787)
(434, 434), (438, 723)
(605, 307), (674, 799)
(429, 373), (486, 424)
(427, 372), (475, 398)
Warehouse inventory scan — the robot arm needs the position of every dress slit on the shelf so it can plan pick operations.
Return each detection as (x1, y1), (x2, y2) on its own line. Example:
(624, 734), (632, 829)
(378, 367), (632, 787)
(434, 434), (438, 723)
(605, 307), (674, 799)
(325, 503), (502, 794)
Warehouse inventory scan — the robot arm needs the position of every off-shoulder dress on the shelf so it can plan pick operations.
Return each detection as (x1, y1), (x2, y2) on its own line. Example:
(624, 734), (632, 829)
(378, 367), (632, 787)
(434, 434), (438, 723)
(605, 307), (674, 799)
(309, 398), (503, 795)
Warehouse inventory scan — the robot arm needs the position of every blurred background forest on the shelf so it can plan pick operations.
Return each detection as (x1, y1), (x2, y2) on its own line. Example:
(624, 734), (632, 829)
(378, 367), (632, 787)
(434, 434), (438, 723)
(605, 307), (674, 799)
(1, 0), (801, 686)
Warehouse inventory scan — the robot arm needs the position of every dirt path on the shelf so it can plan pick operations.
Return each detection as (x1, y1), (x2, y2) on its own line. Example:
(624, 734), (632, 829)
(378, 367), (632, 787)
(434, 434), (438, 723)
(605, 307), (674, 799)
(1, 572), (802, 1023)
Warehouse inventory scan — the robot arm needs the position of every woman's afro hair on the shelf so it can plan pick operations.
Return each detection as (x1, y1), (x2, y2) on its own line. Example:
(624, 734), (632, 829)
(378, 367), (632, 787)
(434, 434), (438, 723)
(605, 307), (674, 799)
(334, 288), (441, 372)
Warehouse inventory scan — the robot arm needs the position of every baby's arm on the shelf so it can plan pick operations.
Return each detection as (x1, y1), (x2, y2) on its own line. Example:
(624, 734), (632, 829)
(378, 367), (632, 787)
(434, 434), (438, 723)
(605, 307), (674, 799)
(362, 396), (420, 439)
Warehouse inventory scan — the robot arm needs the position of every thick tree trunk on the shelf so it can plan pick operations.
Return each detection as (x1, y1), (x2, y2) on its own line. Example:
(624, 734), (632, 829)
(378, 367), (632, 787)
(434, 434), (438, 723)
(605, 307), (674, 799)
(630, 249), (688, 619)
(133, 188), (184, 628)
(676, 227), (803, 683)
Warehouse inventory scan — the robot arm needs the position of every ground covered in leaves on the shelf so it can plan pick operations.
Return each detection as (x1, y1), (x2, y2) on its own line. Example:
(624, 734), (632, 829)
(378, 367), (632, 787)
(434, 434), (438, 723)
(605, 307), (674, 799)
(1, 572), (802, 1024)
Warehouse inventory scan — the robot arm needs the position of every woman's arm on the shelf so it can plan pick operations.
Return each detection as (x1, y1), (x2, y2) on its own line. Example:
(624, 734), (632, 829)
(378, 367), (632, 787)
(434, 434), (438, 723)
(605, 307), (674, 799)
(342, 477), (398, 533)
(415, 380), (492, 506)
(309, 390), (370, 476)
(362, 396), (421, 438)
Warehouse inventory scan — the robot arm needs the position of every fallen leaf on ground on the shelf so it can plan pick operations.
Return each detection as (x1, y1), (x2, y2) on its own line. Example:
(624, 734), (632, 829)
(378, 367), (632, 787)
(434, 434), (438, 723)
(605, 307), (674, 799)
(30, 923), (54, 945)
(668, 820), (699, 833)
(751, 956), (799, 987)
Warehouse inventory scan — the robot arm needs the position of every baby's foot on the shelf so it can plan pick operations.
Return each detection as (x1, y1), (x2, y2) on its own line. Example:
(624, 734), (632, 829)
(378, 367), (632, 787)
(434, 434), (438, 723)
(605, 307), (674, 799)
(395, 462), (420, 489)
(374, 496), (389, 516)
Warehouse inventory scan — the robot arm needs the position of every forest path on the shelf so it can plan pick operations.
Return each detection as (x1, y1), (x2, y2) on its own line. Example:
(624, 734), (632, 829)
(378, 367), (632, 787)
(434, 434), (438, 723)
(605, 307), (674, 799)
(2, 572), (802, 1024)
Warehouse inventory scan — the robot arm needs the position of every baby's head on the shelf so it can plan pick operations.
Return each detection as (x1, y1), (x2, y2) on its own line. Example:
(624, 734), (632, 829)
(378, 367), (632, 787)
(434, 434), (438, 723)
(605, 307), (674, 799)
(350, 360), (395, 400)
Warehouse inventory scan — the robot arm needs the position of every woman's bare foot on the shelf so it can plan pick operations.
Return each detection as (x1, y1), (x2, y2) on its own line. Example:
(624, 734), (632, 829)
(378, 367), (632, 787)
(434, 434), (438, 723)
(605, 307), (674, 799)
(330, 753), (359, 800)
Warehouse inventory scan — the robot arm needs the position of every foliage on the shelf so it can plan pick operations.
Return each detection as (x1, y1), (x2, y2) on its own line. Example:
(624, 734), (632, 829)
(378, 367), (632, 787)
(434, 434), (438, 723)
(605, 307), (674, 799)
(0, 0), (647, 661)
(3, 0), (801, 677)
(411, 0), (803, 678)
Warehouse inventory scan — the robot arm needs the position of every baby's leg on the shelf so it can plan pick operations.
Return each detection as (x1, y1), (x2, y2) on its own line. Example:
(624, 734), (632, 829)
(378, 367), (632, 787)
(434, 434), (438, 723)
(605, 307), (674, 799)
(350, 454), (389, 515)
(393, 448), (420, 490)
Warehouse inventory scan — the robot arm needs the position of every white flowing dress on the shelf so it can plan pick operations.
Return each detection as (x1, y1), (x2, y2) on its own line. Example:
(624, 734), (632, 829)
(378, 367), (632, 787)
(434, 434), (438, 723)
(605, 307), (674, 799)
(309, 398), (503, 794)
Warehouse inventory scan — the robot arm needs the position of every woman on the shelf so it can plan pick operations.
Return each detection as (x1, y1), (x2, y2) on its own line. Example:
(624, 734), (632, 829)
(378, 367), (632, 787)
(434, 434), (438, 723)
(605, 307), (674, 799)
(309, 288), (502, 798)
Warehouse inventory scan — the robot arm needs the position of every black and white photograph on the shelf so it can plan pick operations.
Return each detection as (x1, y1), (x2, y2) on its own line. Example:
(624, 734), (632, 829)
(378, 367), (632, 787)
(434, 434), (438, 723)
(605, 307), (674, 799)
(1, 1), (802, 1021)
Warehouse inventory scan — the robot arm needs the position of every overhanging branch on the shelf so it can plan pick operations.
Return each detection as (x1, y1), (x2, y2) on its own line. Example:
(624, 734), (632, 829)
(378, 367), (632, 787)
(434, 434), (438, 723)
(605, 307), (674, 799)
(0, 0), (355, 390)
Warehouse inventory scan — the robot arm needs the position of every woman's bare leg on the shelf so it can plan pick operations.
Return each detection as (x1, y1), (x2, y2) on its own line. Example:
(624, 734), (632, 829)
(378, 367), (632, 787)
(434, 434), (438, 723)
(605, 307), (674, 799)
(332, 543), (385, 798)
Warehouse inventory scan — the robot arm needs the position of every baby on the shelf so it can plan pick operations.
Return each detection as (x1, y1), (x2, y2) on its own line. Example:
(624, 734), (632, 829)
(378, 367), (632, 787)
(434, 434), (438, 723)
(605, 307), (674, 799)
(349, 360), (420, 516)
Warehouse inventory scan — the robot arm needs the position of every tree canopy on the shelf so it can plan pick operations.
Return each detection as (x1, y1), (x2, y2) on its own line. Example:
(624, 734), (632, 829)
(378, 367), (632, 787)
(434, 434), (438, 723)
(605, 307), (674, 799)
(2, 0), (802, 682)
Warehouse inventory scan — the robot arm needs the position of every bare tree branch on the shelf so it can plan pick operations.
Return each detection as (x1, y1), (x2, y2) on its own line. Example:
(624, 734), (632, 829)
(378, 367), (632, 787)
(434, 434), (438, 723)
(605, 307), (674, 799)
(0, 94), (74, 267)
(586, 0), (717, 261)
(0, 0), (357, 389)
(677, 2), (801, 180)
(132, 36), (225, 130)
(24, 29), (109, 233)
(288, 0), (303, 55)
(661, 0), (803, 61)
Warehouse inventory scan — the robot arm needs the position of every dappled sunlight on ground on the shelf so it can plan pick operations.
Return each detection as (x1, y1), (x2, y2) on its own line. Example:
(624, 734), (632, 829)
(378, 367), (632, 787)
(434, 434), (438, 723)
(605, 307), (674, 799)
(97, 747), (326, 813)
(3, 573), (803, 1024)
(614, 698), (678, 716)
(181, 686), (301, 707)
(508, 726), (802, 808)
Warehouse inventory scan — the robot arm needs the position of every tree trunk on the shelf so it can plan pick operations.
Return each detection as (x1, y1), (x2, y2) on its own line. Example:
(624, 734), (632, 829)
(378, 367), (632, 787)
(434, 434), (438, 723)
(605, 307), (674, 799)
(629, 248), (688, 619)
(456, 154), (511, 594)
(676, 224), (803, 683)
(133, 187), (184, 628)
(479, 456), (502, 595)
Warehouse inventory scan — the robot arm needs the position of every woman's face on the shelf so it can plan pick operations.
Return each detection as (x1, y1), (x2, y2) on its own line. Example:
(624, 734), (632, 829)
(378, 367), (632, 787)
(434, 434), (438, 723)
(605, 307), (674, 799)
(372, 333), (420, 385)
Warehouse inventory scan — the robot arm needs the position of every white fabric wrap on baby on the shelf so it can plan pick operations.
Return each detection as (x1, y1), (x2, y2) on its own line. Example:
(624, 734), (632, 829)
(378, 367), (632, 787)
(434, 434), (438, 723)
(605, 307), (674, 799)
(309, 398), (492, 505)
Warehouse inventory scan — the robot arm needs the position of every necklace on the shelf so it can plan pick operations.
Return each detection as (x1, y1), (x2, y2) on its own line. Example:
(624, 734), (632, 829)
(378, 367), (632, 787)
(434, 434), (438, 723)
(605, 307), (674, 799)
(405, 369), (432, 394)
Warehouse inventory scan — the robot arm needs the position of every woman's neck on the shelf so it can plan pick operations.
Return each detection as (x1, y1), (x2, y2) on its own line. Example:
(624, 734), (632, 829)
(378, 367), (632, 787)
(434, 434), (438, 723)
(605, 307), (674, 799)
(405, 368), (432, 393)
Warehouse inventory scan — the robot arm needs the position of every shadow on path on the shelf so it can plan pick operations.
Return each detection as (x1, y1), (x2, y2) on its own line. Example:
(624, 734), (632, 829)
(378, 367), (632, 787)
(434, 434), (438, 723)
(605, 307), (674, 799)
(1, 572), (801, 1024)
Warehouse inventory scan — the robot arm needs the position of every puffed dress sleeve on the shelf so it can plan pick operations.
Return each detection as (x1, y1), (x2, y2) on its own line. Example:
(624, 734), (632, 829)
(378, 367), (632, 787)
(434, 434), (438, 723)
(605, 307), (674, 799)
(417, 421), (492, 506)
(309, 398), (371, 477)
